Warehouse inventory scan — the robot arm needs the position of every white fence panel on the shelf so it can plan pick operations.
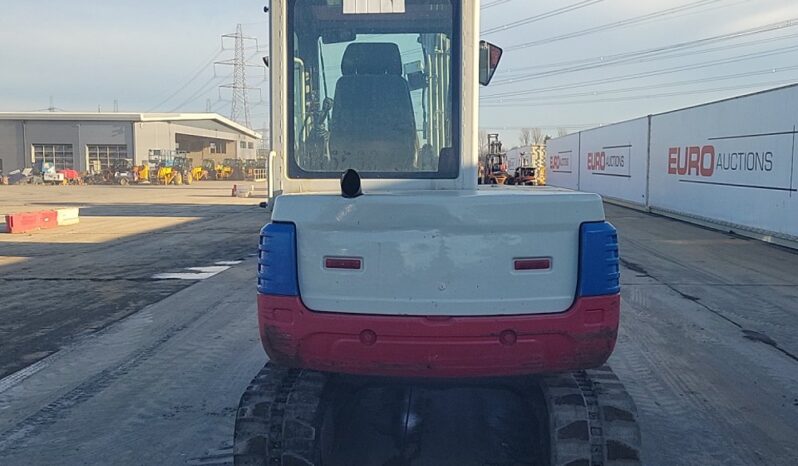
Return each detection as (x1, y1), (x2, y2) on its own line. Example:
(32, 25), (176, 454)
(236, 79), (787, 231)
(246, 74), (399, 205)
(578, 117), (649, 207)
(649, 86), (798, 240)
(545, 133), (580, 190)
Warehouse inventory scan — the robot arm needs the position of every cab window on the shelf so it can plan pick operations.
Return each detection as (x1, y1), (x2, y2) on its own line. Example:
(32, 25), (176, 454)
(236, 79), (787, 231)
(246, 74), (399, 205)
(288, 0), (459, 179)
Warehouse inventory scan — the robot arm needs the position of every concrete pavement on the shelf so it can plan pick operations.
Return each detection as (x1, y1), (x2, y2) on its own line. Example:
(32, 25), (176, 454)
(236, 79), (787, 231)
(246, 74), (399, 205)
(0, 182), (267, 378)
(1, 201), (797, 465)
(608, 204), (798, 466)
(0, 261), (265, 465)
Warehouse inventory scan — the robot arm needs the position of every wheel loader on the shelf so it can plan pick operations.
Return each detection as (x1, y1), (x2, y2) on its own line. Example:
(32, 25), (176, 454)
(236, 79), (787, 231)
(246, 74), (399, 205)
(234, 1), (641, 465)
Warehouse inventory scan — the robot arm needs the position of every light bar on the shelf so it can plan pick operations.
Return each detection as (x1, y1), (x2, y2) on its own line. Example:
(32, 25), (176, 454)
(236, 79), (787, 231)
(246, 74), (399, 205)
(325, 257), (363, 270)
(514, 258), (552, 271)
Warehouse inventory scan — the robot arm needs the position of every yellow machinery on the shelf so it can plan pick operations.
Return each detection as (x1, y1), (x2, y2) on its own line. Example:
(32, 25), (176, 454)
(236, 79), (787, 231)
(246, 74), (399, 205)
(218, 163), (233, 180)
(173, 156), (204, 184)
(190, 166), (209, 182)
(156, 164), (182, 185)
(135, 163), (150, 183)
(203, 159), (232, 180)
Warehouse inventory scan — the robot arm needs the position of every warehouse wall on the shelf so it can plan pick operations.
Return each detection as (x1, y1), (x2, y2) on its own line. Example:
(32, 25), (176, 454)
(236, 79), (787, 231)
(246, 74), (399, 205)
(23, 121), (134, 172)
(546, 83), (798, 245)
(0, 121), (24, 173)
(134, 122), (258, 163)
(0, 118), (258, 172)
(133, 122), (177, 162)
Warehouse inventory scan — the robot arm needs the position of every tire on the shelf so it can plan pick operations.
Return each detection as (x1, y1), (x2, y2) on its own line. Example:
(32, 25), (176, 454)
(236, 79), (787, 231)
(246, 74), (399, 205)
(542, 366), (642, 466)
(119, 177), (129, 186)
(234, 363), (331, 466)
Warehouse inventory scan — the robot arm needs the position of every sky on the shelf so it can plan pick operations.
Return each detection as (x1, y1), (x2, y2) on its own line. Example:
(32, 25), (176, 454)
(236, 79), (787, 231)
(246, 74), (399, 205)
(2, 0), (798, 144)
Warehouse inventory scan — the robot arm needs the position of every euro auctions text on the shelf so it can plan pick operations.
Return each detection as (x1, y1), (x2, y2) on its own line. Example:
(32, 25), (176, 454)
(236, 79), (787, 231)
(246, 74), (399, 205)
(668, 145), (774, 177)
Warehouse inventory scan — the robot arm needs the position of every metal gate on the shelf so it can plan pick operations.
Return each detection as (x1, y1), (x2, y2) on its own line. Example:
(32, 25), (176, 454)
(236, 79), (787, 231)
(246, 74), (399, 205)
(88, 145), (129, 170)
(33, 144), (75, 170)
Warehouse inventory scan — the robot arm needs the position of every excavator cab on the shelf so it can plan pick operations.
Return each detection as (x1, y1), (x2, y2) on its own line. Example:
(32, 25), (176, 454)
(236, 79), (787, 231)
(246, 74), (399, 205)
(268, 0), (504, 197)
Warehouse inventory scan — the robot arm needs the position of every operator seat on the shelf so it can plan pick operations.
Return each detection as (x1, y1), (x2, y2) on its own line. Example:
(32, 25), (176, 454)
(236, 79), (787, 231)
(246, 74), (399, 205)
(329, 43), (417, 172)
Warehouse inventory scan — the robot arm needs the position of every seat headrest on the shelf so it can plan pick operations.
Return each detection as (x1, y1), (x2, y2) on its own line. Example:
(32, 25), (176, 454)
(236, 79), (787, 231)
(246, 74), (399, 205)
(341, 43), (403, 76)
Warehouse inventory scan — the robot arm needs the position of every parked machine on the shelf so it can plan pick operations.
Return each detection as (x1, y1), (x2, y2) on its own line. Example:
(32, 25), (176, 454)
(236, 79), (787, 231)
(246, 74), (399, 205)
(190, 164), (209, 182)
(134, 162), (151, 184)
(203, 159), (232, 180)
(225, 158), (246, 181)
(234, 2), (640, 465)
(152, 158), (183, 185)
(508, 166), (537, 186)
(30, 160), (66, 185)
(112, 159), (137, 185)
(202, 159), (218, 180)
(480, 133), (511, 184)
(173, 156), (198, 185)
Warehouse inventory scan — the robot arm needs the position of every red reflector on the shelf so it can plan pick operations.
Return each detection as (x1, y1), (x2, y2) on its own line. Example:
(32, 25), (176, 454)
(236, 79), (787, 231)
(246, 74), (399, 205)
(325, 257), (362, 270)
(514, 258), (551, 271)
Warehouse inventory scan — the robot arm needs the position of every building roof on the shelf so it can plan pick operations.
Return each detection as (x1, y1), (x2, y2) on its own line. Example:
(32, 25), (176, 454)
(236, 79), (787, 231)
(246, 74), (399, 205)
(0, 112), (262, 139)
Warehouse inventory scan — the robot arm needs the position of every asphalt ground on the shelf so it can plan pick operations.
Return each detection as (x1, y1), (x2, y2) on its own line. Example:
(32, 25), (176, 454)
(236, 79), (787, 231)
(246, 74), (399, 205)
(606, 204), (798, 465)
(0, 196), (797, 465)
(0, 182), (267, 378)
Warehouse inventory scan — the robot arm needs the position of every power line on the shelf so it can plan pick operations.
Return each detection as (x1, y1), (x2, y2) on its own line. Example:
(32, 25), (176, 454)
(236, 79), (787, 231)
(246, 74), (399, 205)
(146, 48), (223, 112)
(505, 0), (728, 52)
(485, 64), (798, 104)
(482, 43), (798, 99)
(169, 75), (227, 112)
(479, 123), (601, 129)
(495, 19), (798, 83)
(481, 77), (798, 108)
(481, 0), (513, 10)
(482, 0), (603, 36)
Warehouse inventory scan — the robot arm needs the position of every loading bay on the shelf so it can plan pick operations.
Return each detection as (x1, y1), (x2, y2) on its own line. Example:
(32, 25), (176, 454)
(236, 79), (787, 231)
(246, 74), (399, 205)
(0, 186), (797, 465)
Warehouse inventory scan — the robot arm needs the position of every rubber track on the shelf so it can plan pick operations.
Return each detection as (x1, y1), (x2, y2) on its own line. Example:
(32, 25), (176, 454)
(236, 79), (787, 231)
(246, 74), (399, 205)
(543, 365), (642, 466)
(233, 363), (328, 466)
(236, 363), (641, 466)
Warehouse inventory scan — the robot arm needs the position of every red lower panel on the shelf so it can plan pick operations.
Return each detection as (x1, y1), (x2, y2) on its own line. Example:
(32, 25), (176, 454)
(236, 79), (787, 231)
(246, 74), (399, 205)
(258, 294), (620, 378)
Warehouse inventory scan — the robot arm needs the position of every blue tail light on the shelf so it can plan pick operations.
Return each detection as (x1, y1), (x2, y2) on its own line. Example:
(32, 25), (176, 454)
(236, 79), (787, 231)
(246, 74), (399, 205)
(258, 222), (299, 296)
(577, 222), (621, 297)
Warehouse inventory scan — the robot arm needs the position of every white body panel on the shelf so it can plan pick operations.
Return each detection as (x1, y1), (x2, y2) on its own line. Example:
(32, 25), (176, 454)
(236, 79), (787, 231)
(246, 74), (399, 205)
(267, 1), (608, 317)
(272, 188), (605, 316)
(579, 117), (650, 207)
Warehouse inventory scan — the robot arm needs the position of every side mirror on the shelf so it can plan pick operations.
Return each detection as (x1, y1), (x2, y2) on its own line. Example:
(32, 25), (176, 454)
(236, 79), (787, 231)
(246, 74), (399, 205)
(479, 41), (503, 86)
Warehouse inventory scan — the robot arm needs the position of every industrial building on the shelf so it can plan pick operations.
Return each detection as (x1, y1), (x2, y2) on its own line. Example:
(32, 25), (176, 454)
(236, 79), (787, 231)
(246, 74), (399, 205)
(0, 112), (261, 174)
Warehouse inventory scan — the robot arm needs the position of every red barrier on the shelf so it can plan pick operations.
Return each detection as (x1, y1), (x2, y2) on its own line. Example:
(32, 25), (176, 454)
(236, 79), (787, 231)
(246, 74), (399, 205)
(39, 211), (58, 230)
(5, 210), (58, 234)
